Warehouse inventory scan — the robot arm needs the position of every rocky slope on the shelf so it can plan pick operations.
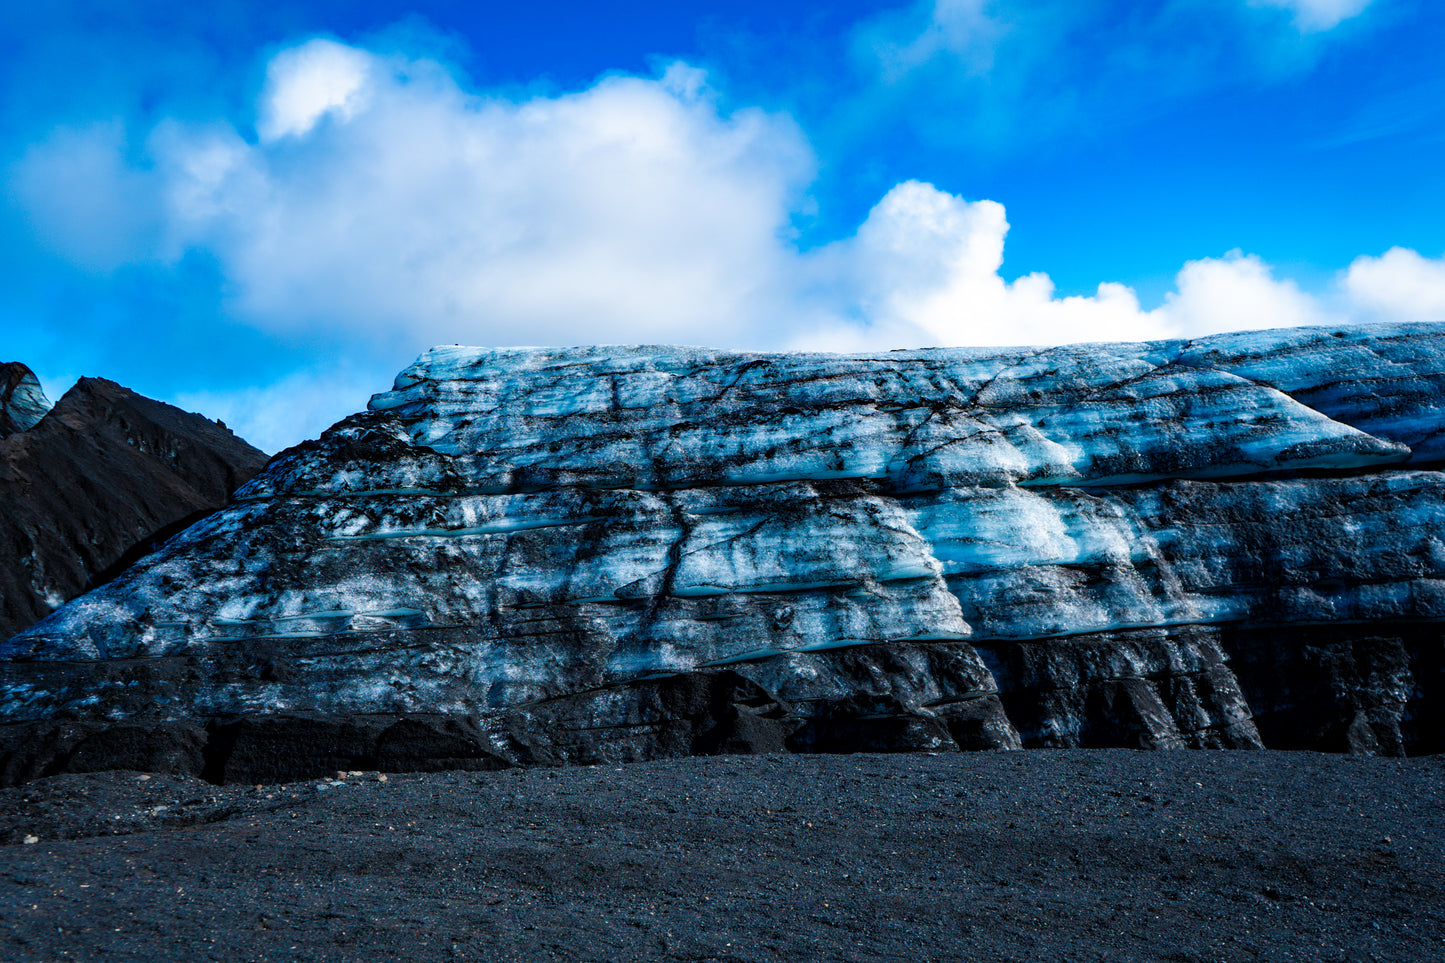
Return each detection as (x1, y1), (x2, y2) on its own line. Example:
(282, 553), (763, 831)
(3, 324), (1444, 783)
(0, 373), (270, 640)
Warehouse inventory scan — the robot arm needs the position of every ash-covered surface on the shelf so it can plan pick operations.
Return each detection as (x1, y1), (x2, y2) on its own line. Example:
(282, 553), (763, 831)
(2, 751), (1442, 962)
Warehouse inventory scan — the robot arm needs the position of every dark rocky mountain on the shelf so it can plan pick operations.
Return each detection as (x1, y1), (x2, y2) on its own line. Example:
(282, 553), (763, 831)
(2, 324), (1444, 784)
(0, 373), (270, 641)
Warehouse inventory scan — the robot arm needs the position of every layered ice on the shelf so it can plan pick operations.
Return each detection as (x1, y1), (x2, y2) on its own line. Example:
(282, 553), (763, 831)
(0, 363), (51, 438)
(367, 335), (1412, 493)
(5, 323), (1445, 764)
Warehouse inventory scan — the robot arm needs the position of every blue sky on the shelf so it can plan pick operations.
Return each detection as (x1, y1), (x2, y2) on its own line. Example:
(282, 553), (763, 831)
(3, 0), (1444, 451)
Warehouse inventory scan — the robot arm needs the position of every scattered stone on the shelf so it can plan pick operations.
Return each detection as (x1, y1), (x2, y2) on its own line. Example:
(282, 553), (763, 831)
(2, 752), (1439, 963)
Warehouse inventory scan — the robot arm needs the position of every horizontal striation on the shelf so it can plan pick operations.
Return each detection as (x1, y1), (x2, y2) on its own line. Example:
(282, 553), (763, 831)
(365, 337), (1410, 493)
(916, 470), (1445, 640)
(6, 322), (1445, 778)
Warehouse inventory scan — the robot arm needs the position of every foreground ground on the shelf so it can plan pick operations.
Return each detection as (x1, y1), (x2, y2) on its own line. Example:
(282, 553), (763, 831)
(1, 750), (1442, 962)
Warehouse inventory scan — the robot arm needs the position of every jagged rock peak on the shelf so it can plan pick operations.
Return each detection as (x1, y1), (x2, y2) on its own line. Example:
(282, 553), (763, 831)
(0, 377), (270, 640)
(0, 363), (52, 438)
(2, 323), (1444, 784)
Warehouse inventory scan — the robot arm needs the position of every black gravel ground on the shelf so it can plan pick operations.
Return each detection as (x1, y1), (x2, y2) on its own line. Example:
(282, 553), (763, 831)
(2, 750), (1442, 962)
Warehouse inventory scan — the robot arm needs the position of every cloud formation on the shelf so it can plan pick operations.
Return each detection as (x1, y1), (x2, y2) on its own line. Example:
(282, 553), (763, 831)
(1345, 247), (1445, 322)
(869, 0), (1006, 80)
(10, 40), (1372, 348)
(258, 38), (373, 141)
(792, 182), (1341, 351)
(844, 0), (1382, 161)
(862, 0), (1376, 89)
(150, 44), (814, 351)
(10, 37), (1442, 448)
(1250, 0), (1376, 32)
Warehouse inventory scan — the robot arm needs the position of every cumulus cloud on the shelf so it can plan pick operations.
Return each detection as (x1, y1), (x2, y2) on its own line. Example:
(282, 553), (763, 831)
(788, 182), (1336, 351)
(147, 63), (1341, 356)
(1250, 0), (1376, 32)
(1160, 251), (1323, 336)
(150, 42), (814, 350)
(10, 37), (1440, 399)
(1344, 247), (1445, 323)
(795, 182), (1153, 348)
(258, 38), (373, 141)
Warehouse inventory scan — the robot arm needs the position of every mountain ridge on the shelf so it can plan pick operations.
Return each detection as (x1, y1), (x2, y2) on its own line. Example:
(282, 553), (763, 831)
(0, 374), (270, 640)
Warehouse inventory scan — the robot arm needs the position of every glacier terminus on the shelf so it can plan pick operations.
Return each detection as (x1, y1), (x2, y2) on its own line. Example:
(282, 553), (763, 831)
(2, 322), (1443, 782)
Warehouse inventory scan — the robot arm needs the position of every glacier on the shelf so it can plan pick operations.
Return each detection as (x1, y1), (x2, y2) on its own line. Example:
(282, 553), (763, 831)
(0, 363), (52, 438)
(2, 323), (1444, 782)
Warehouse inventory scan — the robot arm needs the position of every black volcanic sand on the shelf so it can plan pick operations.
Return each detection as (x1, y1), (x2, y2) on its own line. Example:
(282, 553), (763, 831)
(2, 751), (1442, 963)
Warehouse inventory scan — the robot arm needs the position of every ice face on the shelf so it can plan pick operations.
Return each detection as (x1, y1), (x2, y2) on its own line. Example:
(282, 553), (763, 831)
(1178, 323), (1445, 461)
(5, 323), (1445, 757)
(0, 363), (52, 437)
(367, 333), (1412, 493)
(911, 470), (1445, 640)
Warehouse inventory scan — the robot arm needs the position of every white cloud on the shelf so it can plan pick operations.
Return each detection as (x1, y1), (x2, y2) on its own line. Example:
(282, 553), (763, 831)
(1160, 250), (1324, 336)
(1249, 0), (1375, 31)
(794, 181), (1152, 348)
(257, 39), (373, 141)
(131, 37), (1371, 360)
(790, 183), (1329, 350)
(867, 0), (1007, 81)
(1344, 247), (1445, 323)
(11, 38), (1443, 451)
(155, 47), (813, 350)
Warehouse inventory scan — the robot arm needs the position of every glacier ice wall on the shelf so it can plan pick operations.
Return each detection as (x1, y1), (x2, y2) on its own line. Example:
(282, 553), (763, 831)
(3, 323), (1444, 781)
(0, 362), (51, 438)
